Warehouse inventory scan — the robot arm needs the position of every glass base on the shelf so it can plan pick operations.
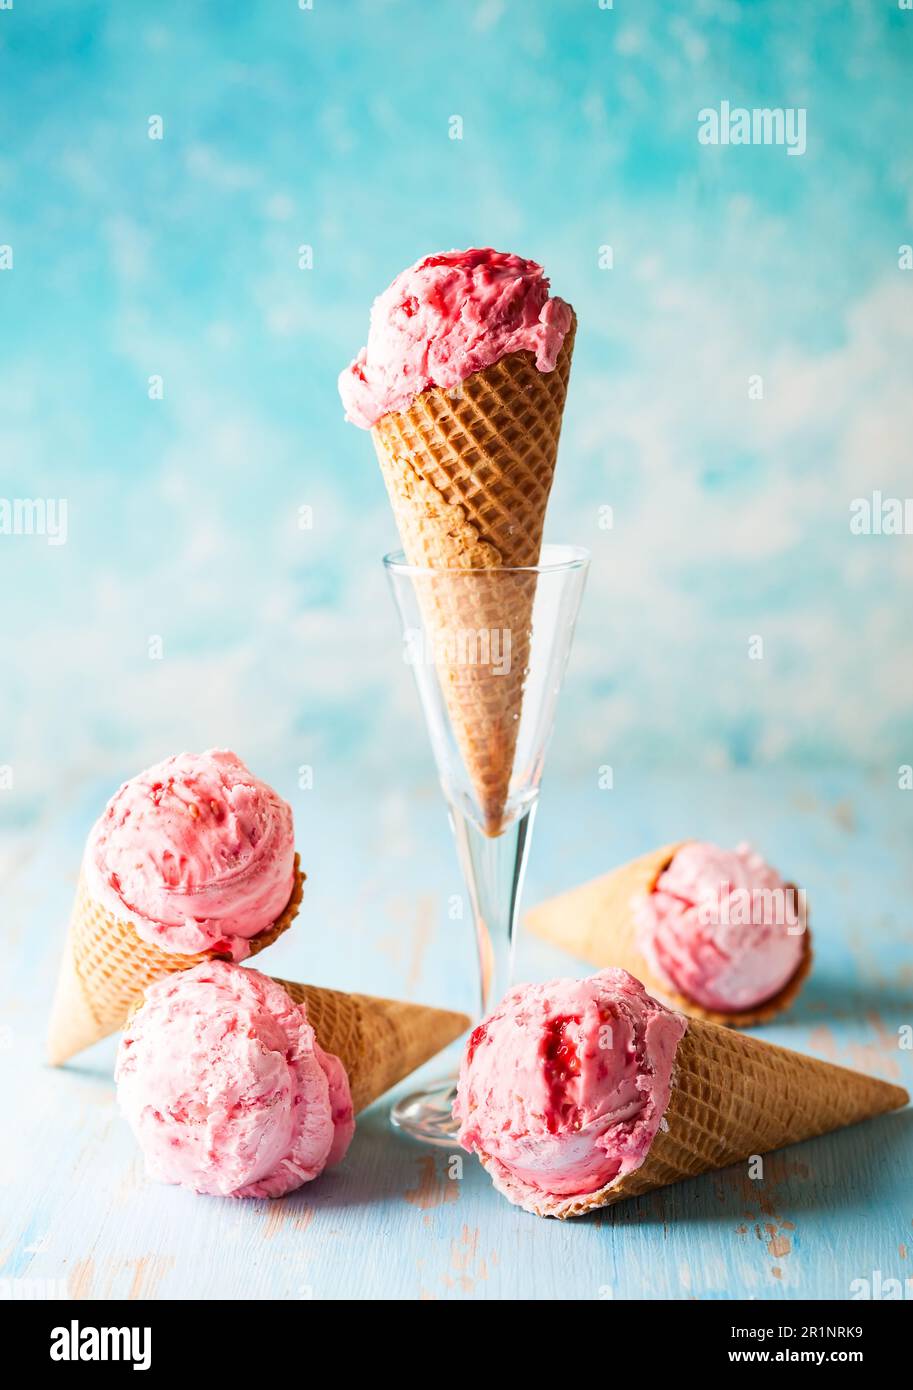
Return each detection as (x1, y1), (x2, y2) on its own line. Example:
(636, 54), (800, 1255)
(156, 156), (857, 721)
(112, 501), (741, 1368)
(390, 1077), (459, 1146)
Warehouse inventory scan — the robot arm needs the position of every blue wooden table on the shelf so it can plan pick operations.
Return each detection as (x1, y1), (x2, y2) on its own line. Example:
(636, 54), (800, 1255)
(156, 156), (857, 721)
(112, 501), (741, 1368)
(2, 766), (911, 1300)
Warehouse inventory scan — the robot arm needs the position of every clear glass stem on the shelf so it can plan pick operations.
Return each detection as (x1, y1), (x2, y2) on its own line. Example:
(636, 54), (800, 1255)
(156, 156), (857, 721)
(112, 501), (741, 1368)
(389, 801), (537, 1147)
(449, 800), (538, 1020)
(385, 546), (588, 1146)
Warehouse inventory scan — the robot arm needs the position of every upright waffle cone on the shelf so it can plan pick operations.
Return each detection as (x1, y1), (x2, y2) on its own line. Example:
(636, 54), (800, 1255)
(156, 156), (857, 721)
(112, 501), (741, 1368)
(47, 857), (304, 1066)
(276, 978), (469, 1112)
(498, 1017), (908, 1218)
(526, 843), (812, 1026)
(373, 320), (576, 834)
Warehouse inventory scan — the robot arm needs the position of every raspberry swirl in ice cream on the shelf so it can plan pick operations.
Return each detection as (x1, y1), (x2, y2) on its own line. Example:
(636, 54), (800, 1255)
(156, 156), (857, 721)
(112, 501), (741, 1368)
(84, 749), (296, 959)
(116, 963), (354, 1199)
(634, 841), (806, 1013)
(338, 247), (573, 428)
(454, 970), (686, 1208)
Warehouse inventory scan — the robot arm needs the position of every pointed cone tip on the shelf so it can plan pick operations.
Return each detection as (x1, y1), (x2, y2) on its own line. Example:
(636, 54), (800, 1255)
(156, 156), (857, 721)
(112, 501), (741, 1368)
(525, 842), (684, 967)
(341, 992), (470, 1113)
(46, 945), (103, 1067)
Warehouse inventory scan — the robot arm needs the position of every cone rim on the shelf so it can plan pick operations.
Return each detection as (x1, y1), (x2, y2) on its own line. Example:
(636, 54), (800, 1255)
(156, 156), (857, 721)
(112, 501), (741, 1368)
(641, 923), (814, 1028)
(372, 310), (578, 441)
(47, 855), (305, 1065)
(527, 842), (813, 1026)
(477, 1015), (909, 1219)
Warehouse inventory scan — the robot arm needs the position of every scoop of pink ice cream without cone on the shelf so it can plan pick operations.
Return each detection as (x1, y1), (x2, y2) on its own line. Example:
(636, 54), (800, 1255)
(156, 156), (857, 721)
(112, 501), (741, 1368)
(454, 970), (686, 1209)
(116, 962), (354, 1199)
(634, 841), (806, 1013)
(338, 247), (573, 428)
(84, 748), (296, 959)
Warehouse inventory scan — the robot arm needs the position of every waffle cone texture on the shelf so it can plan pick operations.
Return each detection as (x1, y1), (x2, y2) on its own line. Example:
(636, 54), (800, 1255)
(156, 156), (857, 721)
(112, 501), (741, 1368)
(482, 1016), (908, 1219)
(275, 978), (469, 1112)
(47, 856), (305, 1066)
(373, 319), (576, 834)
(526, 843), (812, 1026)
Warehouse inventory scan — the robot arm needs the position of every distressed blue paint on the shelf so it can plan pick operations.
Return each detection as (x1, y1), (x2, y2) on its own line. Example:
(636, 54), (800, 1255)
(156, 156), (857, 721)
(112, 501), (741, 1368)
(1, 0), (910, 1302)
(1, 769), (910, 1300)
(1, 0), (912, 825)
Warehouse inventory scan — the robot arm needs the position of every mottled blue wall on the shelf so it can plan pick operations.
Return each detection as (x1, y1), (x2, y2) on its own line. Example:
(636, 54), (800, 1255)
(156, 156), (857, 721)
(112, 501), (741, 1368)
(1, 0), (911, 821)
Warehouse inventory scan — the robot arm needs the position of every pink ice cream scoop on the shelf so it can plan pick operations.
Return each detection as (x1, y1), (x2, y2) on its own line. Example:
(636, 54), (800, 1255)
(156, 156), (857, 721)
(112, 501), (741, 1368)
(454, 969), (686, 1209)
(116, 962), (354, 1199)
(84, 749), (296, 959)
(634, 842), (806, 1013)
(338, 247), (573, 428)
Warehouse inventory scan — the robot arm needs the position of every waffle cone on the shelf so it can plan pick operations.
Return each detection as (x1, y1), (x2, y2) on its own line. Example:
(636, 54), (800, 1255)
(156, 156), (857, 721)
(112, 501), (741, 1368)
(373, 319), (576, 834)
(496, 1017), (908, 1218)
(525, 842), (812, 1026)
(47, 856), (305, 1066)
(275, 978), (469, 1112)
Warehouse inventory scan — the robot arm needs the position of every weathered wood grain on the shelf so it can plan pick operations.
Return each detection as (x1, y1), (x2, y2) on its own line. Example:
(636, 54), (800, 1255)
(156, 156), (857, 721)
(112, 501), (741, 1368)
(1, 769), (910, 1300)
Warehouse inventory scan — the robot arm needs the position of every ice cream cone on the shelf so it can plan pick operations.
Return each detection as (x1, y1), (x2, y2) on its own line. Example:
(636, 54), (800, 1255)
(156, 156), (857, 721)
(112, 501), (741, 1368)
(373, 319), (576, 834)
(525, 842), (812, 1026)
(500, 1016), (909, 1219)
(275, 978), (469, 1112)
(47, 856), (305, 1066)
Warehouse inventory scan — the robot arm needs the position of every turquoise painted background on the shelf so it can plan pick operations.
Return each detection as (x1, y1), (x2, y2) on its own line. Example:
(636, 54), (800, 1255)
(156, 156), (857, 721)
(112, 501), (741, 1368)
(1, 1), (912, 1306)
(1, 0), (911, 824)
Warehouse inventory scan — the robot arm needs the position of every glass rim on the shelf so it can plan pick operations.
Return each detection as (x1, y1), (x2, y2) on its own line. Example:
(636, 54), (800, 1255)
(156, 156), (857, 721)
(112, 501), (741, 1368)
(382, 542), (590, 577)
